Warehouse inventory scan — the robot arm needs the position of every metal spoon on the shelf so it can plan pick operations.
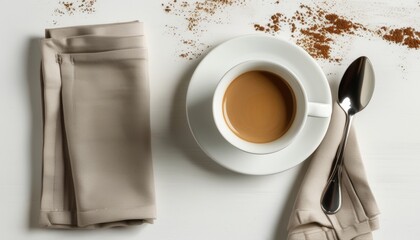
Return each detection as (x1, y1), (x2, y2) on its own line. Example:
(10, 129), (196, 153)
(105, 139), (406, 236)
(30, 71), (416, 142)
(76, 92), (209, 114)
(320, 56), (375, 214)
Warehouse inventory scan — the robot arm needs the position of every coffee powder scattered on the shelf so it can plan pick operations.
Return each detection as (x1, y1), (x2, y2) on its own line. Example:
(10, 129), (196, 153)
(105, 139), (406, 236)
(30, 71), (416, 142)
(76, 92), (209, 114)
(54, 0), (97, 17)
(379, 27), (420, 49)
(253, 13), (286, 34)
(162, 0), (244, 32)
(253, 4), (419, 62)
(254, 4), (369, 62)
(163, 1), (419, 61)
(162, 0), (246, 59)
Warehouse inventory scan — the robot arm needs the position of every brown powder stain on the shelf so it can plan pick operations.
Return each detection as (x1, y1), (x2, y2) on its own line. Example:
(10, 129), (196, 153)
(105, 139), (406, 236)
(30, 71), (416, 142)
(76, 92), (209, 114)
(162, 0), (419, 61)
(79, 0), (97, 14)
(178, 39), (210, 59)
(254, 4), (419, 62)
(298, 29), (333, 60)
(254, 4), (372, 62)
(324, 13), (360, 34)
(254, 13), (286, 34)
(379, 27), (420, 49)
(162, 0), (246, 60)
(296, 6), (368, 62)
(54, 0), (97, 17)
(163, 0), (243, 32)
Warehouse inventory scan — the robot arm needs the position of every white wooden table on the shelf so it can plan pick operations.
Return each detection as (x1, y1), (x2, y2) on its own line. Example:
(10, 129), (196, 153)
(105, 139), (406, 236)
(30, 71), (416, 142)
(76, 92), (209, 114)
(1, 0), (419, 239)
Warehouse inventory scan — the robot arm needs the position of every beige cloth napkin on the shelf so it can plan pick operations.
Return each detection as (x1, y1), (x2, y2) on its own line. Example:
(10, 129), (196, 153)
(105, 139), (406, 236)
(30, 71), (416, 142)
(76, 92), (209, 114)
(287, 103), (380, 240)
(39, 21), (156, 228)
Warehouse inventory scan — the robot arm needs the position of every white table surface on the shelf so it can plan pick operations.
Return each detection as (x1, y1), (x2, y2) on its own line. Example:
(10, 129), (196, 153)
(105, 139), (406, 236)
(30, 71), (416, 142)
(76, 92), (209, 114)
(1, 0), (419, 239)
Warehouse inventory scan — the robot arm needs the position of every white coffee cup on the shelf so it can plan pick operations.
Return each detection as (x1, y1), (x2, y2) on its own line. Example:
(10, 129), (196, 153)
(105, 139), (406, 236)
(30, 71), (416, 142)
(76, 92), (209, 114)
(213, 60), (331, 154)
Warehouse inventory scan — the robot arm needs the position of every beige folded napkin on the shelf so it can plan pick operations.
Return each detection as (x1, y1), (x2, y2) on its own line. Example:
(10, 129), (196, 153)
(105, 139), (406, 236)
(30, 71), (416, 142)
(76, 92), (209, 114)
(39, 21), (156, 228)
(287, 103), (380, 240)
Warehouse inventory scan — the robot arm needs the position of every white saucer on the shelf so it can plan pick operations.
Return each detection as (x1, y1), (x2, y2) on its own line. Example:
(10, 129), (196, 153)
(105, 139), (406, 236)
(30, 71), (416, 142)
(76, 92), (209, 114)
(186, 35), (332, 175)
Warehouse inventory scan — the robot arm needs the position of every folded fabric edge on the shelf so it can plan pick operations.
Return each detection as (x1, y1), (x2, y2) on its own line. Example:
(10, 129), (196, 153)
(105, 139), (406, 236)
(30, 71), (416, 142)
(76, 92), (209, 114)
(328, 214), (380, 240)
(40, 204), (156, 229)
(45, 20), (142, 38)
(288, 223), (338, 240)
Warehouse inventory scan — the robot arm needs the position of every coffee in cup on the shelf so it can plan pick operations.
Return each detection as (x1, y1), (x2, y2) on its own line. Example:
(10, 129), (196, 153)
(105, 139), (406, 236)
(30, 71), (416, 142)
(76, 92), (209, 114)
(222, 70), (296, 143)
(213, 60), (331, 154)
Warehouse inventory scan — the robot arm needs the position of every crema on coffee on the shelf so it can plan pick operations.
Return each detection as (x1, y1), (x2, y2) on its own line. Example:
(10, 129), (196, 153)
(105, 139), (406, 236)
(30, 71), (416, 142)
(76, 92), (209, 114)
(222, 71), (296, 143)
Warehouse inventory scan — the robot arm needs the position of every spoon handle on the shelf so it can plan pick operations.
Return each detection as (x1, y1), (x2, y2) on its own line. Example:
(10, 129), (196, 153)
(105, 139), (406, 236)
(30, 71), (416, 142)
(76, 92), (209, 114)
(321, 113), (353, 214)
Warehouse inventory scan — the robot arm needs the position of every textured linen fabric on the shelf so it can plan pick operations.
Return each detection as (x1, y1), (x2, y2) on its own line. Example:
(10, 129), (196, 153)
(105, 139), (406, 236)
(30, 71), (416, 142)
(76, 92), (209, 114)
(287, 103), (380, 240)
(39, 21), (156, 228)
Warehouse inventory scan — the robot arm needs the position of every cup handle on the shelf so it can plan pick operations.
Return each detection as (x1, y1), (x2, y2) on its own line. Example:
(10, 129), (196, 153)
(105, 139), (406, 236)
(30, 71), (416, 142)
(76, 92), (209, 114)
(308, 102), (332, 118)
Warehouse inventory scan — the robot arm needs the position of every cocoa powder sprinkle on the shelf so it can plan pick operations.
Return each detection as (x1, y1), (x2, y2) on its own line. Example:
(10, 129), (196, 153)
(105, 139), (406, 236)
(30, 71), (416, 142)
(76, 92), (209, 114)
(294, 6), (366, 62)
(380, 27), (420, 49)
(162, 0), (246, 59)
(162, 1), (420, 61)
(254, 4), (364, 62)
(253, 13), (286, 34)
(54, 0), (97, 17)
(253, 4), (420, 62)
(163, 0), (242, 32)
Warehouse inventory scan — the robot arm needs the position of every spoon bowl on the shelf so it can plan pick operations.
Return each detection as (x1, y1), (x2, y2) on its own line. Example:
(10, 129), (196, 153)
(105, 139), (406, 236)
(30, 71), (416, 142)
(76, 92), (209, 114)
(338, 56), (375, 115)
